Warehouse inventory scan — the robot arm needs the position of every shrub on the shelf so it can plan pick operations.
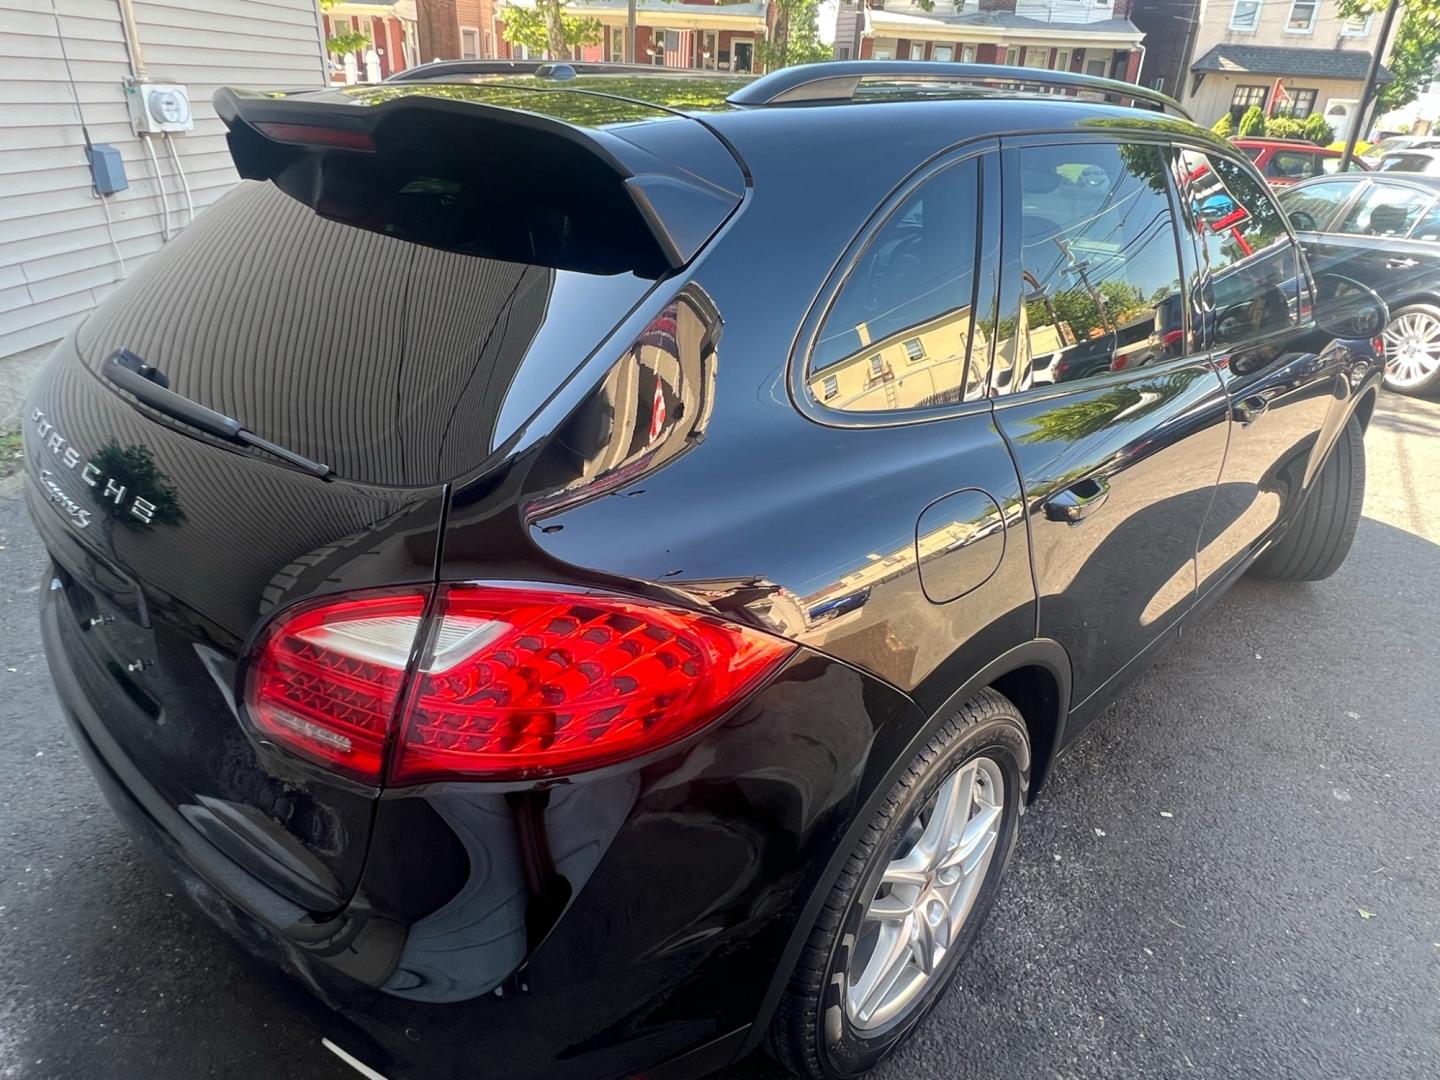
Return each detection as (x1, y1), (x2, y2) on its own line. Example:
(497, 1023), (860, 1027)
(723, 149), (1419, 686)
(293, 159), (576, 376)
(1237, 104), (1267, 137)
(1326, 139), (1371, 155)
(1211, 112), (1236, 138)
(1303, 113), (1336, 146)
(1265, 116), (1307, 139)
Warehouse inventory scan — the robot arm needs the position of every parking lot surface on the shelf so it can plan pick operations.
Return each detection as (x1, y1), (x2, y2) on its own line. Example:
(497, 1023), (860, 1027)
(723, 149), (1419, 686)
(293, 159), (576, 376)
(1, 394), (1436, 1080)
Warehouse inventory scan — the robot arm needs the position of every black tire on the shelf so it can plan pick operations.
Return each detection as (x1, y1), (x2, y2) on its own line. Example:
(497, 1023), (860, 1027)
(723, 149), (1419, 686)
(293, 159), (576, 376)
(769, 689), (1031, 1080)
(1250, 413), (1366, 582)
(1381, 302), (1440, 396)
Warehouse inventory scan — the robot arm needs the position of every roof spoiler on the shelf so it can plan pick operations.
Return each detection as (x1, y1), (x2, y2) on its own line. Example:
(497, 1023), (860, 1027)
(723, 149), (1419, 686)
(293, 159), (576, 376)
(213, 87), (744, 277)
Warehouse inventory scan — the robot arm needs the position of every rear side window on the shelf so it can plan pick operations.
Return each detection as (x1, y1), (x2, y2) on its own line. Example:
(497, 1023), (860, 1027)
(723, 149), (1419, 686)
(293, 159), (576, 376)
(1278, 180), (1355, 230)
(997, 141), (1187, 393)
(1337, 183), (1435, 237)
(1180, 149), (1301, 345)
(1268, 150), (1324, 182)
(808, 159), (984, 412)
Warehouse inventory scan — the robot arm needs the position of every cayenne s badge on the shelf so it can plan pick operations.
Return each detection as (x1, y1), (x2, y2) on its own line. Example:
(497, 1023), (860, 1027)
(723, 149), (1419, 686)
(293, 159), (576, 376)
(30, 408), (178, 528)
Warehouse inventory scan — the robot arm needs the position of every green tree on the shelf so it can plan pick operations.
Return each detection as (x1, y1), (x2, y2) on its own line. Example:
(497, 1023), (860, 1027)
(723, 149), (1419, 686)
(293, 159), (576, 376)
(759, 0), (832, 70)
(1339, 0), (1440, 109)
(317, 0), (371, 57)
(1211, 112), (1235, 138)
(1237, 104), (1267, 137)
(1302, 113), (1336, 145)
(500, 0), (600, 60)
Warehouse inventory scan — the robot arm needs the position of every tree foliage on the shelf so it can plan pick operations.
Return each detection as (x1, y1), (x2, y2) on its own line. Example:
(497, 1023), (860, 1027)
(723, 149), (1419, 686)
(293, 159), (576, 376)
(1339, 0), (1440, 110)
(759, 0), (832, 70)
(500, 0), (601, 59)
(326, 27), (371, 56)
(1237, 104), (1267, 137)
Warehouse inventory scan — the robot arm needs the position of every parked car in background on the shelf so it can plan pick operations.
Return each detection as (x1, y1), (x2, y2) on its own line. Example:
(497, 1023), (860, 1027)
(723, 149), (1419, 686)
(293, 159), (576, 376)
(1280, 171), (1440, 394)
(1375, 148), (1440, 176)
(1233, 138), (1369, 187)
(1363, 135), (1440, 163)
(21, 61), (1389, 1080)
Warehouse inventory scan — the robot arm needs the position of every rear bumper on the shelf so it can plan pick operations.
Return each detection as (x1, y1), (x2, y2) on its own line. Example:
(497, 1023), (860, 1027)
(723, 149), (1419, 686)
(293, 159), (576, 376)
(40, 569), (929, 1080)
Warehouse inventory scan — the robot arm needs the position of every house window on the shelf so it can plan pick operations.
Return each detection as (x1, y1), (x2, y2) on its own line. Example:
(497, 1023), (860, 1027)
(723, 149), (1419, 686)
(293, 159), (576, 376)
(1286, 0), (1318, 32)
(460, 27), (480, 59)
(1151, 75), (1166, 92)
(1275, 87), (1318, 118)
(1023, 46), (1049, 68)
(836, 46), (852, 59)
(904, 338), (925, 362)
(822, 375), (839, 400)
(875, 47), (895, 60)
(1230, 84), (1269, 120)
(1230, 0), (1261, 31)
(610, 28), (624, 63)
(1086, 57), (1107, 77)
(1053, 48), (1070, 72)
(961, 44), (977, 63)
(869, 354), (885, 377)
(1342, 13), (1372, 35)
(701, 29), (718, 69)
(906, 42), (925, 59)
(932, 44), (954, 62)
(1006, 46), (1020, 66)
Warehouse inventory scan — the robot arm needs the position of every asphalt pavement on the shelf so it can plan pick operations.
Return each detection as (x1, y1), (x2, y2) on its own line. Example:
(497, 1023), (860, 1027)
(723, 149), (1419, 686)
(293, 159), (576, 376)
(2, 394), (1437, 1080)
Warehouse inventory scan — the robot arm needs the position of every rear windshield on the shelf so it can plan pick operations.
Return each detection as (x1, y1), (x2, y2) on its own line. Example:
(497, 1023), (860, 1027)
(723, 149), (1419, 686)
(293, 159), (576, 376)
(74, 182), (653, 486)
(1378, 154), (1432, 173)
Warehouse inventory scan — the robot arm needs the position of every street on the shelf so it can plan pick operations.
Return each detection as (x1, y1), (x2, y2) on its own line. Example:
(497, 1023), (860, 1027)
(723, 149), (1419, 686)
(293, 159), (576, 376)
(1, 393), (1437, 1080)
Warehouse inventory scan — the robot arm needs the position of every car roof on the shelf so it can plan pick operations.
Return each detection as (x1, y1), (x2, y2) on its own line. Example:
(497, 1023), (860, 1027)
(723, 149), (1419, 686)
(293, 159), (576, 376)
(1233, 137), (1335, 150)
(1287, 171), (1440, 191)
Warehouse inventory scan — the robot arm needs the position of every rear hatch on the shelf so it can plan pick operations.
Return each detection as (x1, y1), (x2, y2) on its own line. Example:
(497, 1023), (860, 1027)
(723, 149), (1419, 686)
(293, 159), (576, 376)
(24, 79), (744, 913)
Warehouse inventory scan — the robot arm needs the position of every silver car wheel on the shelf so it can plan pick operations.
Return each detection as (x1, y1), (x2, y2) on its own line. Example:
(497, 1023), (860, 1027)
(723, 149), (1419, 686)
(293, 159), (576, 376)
(1383, 310), (1440, 390)
(844, 756), (1005, 1032)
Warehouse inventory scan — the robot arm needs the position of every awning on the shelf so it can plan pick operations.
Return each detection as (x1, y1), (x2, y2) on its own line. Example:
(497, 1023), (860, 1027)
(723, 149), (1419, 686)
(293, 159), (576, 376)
(864, 10), (1143, 49)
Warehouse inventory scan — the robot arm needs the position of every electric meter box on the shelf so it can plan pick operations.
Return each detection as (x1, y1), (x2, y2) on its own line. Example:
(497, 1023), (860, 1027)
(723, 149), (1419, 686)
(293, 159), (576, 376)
(126, 82), (194, 134)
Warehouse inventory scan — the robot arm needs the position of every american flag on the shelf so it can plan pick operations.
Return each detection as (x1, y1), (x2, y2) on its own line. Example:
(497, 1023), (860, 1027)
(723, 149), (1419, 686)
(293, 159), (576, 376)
(663, 29), (694, 68)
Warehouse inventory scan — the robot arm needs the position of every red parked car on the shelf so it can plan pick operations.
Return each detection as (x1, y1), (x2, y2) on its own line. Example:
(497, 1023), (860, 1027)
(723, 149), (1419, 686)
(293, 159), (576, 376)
(1232, 137), (1370, 186)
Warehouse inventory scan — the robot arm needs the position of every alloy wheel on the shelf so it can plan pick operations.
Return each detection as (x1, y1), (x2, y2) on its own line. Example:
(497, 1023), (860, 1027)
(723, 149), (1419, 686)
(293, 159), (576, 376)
(844, 756), (1005, 1032)
(1382, 311), (1440, 390)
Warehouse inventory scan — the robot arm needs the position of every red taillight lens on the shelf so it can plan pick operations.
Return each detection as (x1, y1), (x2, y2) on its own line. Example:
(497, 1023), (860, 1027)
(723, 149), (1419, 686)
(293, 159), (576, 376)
(247, 592), (428, 783)
(244, 586), (792, 785)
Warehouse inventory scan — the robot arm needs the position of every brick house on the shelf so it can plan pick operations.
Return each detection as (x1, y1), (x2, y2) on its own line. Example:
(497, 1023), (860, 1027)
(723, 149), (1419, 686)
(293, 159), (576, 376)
(834, 0), (1147, 84)
(495, 0), (773, 72)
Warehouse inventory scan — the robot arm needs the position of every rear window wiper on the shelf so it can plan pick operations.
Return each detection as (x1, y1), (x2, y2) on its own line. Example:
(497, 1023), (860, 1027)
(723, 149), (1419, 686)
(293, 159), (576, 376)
(102, 350), (332, 479)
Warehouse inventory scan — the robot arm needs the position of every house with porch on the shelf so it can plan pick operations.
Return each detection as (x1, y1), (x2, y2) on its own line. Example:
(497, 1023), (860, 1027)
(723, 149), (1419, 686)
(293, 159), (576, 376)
(496, 0), (773, 73)
(833, 0), (1147, 84)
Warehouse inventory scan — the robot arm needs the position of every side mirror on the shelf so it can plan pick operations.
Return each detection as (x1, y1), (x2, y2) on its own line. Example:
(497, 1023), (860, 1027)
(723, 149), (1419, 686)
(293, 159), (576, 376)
(1313, 274), (1389, 339)
(1287, 208), (1318, 231)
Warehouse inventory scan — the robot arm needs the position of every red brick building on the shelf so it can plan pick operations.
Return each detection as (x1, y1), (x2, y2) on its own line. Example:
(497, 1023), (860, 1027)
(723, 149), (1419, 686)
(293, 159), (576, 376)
(323, 0), (420, 81)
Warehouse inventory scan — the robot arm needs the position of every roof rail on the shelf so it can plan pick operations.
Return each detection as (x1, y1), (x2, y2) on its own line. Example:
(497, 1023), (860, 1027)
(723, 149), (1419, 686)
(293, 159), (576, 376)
(385, 59), (740, 83)
(726, 61), (1190, 120)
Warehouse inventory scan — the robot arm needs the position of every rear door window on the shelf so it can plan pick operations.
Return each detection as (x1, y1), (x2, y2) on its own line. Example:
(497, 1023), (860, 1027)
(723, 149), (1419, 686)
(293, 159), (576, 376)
(809, 158), (986, 412)
(1179, 149), (1302, 345)
(1278, 179), (1358, 231)
(997, 141), (1187, 392)
(1267, 150), (1324, 182)
(1336, 182), (1435, 237)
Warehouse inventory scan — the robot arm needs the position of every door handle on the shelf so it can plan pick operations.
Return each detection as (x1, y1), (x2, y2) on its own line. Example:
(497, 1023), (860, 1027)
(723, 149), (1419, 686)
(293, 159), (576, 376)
(1044, 477), (1110, 524)
(1386, 257), (1418, 270)
(1232, 393), (1273, 426)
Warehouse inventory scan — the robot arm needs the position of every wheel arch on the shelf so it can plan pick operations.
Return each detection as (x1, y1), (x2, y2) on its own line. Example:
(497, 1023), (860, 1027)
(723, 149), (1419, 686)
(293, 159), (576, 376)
(740, 638), (1073, 1061)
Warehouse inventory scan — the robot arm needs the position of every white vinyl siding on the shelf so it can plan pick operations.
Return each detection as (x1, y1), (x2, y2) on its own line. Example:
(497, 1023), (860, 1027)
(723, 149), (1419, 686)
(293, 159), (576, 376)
(0, 0), (325, 360)
(1014, 0), (1117, 24)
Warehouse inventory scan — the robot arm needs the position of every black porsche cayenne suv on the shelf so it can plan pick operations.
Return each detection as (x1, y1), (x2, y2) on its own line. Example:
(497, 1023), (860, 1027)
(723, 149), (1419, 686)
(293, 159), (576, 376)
(23, 62), (1387, 1080)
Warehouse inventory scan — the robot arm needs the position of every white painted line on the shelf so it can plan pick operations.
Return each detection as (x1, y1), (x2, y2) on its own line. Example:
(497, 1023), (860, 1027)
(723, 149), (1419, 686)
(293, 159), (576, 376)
(322, 1038), (393, 1080)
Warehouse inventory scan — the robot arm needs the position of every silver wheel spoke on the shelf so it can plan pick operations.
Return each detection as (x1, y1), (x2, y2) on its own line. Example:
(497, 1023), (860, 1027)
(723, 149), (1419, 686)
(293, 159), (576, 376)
(940, 800), (1003, 875)
(867, 891), (913, 922)
(913, 906), (939, 975)
(852, 918), (914, 1021)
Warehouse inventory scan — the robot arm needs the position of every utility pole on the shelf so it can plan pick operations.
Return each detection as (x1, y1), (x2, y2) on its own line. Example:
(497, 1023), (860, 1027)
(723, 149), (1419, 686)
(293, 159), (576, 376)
(1341, 0), (1401, 170)
(625, 0), (636, 63)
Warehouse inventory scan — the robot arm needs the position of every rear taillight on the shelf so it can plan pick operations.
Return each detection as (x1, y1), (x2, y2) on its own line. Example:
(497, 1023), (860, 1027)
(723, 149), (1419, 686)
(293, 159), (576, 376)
(244, 585), (792, 785)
